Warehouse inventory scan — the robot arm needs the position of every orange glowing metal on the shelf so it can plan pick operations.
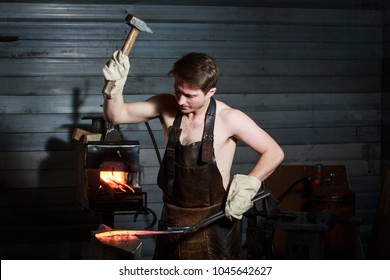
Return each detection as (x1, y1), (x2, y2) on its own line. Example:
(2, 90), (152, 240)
(95, 228), (188, 240)
(100, 171), (135, 193)
(94, 191), (272, 240)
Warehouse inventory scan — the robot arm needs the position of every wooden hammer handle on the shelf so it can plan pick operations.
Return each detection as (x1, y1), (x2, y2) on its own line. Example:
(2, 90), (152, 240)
(121, 28), (139, 56)
(102, 28), (139, 96)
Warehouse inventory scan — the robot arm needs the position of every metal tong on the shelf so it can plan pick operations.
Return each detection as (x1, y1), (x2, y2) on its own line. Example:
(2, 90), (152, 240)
(170, 189), (272, 234)
(94, 189), (272, 239)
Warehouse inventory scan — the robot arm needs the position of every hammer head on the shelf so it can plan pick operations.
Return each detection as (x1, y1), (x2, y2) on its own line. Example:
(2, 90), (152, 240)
(125, 14), (153, 34)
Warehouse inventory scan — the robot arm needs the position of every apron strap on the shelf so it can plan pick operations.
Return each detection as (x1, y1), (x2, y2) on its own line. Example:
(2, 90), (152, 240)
(201, 97), (216, 162)
(166, 112), (182, 196)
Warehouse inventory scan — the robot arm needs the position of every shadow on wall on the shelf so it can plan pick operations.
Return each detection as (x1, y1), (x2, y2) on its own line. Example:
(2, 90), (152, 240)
(39, 87), (93, 191)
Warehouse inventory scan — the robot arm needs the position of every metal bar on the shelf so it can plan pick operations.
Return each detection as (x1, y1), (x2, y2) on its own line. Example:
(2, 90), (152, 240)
(94, 189), (273, 238)
(180, 189), (272, 233)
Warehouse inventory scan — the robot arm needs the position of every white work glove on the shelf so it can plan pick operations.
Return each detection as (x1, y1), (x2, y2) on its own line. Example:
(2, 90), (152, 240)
(225, 174), (262, 220)
(102, 50), (130, 99)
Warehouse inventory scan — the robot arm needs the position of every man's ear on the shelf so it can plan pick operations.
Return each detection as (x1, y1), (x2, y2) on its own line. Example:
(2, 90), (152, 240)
(206, 87), (217, 97)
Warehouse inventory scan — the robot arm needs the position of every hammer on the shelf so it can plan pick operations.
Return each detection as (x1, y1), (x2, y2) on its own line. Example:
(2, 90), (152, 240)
(103, 14), (153, 96)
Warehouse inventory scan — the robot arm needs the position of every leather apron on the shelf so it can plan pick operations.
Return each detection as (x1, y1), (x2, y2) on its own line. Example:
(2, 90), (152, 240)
(153, 98), (244, 260)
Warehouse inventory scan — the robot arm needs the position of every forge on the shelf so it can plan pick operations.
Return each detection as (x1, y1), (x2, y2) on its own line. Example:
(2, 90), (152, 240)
(75, 116), (153, 228)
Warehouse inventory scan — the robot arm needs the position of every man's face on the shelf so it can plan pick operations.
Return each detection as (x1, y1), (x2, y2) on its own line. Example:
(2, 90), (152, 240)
(173, 77), (212, 114)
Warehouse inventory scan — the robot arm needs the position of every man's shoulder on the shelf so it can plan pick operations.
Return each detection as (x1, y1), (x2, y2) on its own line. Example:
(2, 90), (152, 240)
(150, 93), (175, 102)
(149, 93), (178, 117)
(216, 100), (254, 132)
(215, 99), (233, 112)
(216, 99), (239, 118)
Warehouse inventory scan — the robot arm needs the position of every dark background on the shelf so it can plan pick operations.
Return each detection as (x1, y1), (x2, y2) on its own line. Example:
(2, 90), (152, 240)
(0, 0), (388, 259)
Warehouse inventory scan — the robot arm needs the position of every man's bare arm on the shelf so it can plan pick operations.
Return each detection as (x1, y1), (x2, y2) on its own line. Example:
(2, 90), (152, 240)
(104, 96), (159, 124)
(226, 108), (284, 181)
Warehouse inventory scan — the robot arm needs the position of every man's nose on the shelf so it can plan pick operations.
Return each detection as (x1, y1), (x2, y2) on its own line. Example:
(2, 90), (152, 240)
(176, 94), (186, 105)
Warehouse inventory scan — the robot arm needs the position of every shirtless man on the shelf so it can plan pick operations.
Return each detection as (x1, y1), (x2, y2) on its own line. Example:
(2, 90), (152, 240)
(103, 51), (284, 259)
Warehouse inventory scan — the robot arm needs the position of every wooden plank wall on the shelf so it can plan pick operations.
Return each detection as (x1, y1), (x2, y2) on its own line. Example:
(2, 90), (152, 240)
(0, 0), (383, 259)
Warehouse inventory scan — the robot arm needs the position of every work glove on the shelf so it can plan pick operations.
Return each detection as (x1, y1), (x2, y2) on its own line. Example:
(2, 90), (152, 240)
(102, 50), (130, 99)
(225, 174), (261, 220)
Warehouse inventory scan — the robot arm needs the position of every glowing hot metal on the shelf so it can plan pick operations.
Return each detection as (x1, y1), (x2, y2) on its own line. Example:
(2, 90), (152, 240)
(95, 190), (272, 239)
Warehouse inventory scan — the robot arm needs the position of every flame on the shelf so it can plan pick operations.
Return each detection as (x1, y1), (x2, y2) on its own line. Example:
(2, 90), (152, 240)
(100, 171), (125, 184)
(100, 171), (135, 193)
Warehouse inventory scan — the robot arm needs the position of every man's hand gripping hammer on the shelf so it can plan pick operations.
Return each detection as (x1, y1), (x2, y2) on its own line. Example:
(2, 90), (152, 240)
(102, 14), (153, 96)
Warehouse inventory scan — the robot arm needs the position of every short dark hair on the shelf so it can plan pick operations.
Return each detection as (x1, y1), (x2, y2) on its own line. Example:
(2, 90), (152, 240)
(169, 52), (219, 93)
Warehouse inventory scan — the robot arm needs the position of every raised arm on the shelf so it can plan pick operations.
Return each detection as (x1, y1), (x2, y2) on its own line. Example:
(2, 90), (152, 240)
(102, 50), (175, 125)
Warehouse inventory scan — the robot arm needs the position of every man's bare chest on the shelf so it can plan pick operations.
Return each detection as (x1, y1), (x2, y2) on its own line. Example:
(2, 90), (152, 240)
(179, 122), (204, 146)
